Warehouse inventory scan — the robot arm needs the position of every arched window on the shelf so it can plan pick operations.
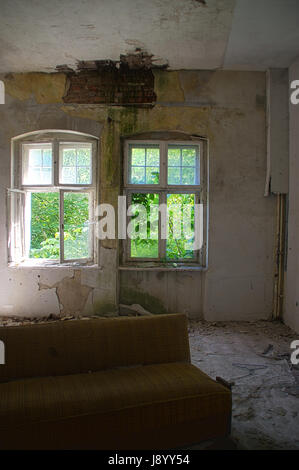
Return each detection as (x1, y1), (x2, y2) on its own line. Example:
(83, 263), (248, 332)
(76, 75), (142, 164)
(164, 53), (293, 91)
(9, 130), (98, 265)
(122, 132), (208, 267)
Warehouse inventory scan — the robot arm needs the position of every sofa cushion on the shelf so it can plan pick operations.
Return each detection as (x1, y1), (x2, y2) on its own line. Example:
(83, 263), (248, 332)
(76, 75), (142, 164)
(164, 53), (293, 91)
(0, 314), (190, 383)
(0, 362), (231, 430)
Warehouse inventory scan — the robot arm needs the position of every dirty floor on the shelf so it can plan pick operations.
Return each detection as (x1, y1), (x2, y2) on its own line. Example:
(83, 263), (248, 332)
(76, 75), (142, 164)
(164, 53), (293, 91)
(188, 320), (299, 450)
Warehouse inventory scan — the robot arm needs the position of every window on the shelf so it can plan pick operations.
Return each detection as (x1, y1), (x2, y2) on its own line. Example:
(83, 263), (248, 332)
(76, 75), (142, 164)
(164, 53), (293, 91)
(9, 131), (98, 265)
(123, 139), (207, 266)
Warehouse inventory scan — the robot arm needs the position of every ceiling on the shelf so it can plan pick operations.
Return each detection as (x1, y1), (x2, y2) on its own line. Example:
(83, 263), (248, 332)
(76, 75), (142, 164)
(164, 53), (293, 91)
(0, 0), (298, 73)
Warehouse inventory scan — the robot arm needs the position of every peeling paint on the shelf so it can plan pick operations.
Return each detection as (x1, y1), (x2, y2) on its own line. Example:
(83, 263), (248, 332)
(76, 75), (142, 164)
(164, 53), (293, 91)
(0, 69), (275, 321)
(154, 70), (185, 103)
(38, 270), (93, 316)
(4, 72), (66, 103)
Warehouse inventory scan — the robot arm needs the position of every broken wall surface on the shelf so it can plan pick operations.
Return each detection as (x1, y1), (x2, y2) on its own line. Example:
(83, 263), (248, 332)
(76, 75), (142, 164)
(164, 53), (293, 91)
(0, 69), (275, 320)
(284, 57), (299, 333)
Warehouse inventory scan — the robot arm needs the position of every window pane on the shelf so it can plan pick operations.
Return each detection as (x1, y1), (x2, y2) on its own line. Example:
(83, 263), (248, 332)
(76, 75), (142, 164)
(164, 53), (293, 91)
(29, 192), (59, 259)
(40, 167), (52, 184)
(182, 167), (195, 185)
(29, 149), (42, 167)
(43, 150), (52, 167)
(77, 167), (91, 184)
(60, 144), (92, 184)
(62, 167), (76, 184)
(26, 164), (52, 185)
(168, 145), (199, 185)
(77, 148), (91, 166)
(23, 145), (53, 185)
(131, 148), (145, 166)
(168, 148), (180, 166)
(64, 192), (90, 260)
(146, 148), (159, 166)
(182, 148), (196, 166)
(63, 149), (76, 166)
(166, 193), (195, 260)
(131, 166), (145, 184)
(130, 193), (159, 258)
(146, 167), (159, 184)
(168, 167), (180, 184)
(129, 145), (160, 184)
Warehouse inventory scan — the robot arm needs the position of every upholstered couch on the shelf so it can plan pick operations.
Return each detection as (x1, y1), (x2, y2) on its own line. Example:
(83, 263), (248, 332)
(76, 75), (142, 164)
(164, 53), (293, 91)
(0, 314), (231, 449)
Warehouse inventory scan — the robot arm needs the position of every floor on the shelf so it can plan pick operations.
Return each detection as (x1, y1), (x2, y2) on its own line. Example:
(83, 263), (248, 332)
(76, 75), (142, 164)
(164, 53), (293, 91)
(1, 314), (298, 450)
(188, 319), (299, 450)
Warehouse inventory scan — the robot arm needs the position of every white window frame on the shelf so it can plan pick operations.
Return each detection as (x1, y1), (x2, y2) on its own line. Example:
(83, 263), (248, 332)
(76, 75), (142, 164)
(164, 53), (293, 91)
(9, 131), (98, 266)
(123, 139), (208, 267)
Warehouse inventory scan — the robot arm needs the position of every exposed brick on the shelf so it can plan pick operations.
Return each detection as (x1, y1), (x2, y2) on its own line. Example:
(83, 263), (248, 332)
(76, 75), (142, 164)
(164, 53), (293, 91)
(63, 64), (156, 106)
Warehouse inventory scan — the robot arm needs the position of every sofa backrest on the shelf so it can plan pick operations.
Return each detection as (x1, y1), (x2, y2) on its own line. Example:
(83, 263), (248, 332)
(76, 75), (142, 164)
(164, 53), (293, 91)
(0, 314), (190, 382)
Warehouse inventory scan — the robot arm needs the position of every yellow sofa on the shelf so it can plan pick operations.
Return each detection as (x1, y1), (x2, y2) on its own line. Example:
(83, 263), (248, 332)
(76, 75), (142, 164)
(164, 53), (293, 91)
(0, 314), (231, 449)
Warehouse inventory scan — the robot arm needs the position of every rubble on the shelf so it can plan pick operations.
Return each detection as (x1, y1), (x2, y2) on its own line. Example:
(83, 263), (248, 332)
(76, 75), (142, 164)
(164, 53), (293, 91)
(189, 319), (299, 450)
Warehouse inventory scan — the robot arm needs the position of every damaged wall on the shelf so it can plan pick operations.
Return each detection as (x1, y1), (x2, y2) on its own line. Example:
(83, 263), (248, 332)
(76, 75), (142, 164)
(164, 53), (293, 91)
(63, 59), (157, 105)
(0, 68), (276, 320)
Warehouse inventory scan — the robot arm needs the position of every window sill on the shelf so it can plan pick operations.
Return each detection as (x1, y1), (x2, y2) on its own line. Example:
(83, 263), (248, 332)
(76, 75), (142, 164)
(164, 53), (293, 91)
(8, 260), (100, 270)
(119, 264), (207, 272)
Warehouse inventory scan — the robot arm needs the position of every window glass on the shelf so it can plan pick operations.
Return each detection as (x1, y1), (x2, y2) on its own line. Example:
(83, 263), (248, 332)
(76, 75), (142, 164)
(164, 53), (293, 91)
(23, 144), (53, 185)
(13, 134), (96, 265)
(63, 192), (90, 259)
(29, 192), (59, 259)
(166, 193), (195, 260)
(129, 145), (160, 184)
(125, 140), (203, 263)
(168, 146), (199, 185)
(60, 143), (92, 184)
(129, 193), (159, 258)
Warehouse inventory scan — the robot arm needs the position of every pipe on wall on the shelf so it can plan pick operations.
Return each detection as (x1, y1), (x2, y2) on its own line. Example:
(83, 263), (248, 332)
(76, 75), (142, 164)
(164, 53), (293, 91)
(273, 193), (287, 320)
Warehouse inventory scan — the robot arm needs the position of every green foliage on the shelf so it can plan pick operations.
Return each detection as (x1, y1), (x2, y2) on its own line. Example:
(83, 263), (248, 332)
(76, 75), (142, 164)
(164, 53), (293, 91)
(166, 193), (195, 260)
(130, 192), (195, 261)
(30, 189), (195, 262)
(131, 193), (159, 258)
(30, 192), (89, 260)
(64, 193), (89, 259)
(30, 192), (59, 259)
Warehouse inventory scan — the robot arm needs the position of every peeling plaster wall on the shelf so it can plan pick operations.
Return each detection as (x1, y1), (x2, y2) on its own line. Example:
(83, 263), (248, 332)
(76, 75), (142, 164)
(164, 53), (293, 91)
(284, 57), (299, 334)
(0, 69), (275, 320)
(0, 74), (117, 317)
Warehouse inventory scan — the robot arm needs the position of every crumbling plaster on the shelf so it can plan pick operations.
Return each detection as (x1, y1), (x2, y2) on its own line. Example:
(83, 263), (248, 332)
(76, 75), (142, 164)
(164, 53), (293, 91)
(0, 69), (276, 320)
(38, 270), (93, 316)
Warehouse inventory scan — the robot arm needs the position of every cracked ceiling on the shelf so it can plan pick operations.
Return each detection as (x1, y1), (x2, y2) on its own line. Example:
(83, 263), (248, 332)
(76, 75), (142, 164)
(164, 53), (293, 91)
(0, 0), (299, 74)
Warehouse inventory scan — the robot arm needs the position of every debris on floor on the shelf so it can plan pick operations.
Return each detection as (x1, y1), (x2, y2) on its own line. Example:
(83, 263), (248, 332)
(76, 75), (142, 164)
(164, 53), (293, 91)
(188, 319), (299, 450)
(0, 314), (89, 326)
(119, 304), (153, 316)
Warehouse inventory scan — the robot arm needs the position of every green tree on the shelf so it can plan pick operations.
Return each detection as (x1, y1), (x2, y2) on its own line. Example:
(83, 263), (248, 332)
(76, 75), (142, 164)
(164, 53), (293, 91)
(130, 192), (195, 260)
(30, 192), (89, 259)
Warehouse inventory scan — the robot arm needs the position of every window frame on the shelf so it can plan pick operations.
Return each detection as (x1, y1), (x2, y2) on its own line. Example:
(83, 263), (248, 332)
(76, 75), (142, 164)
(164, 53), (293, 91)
(122, 139), (207, 267)
(127, 142), (161, 186)
(9, 132), (98, 266)
(59, 141), (94, 186)
(22, 142), (54, 186)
